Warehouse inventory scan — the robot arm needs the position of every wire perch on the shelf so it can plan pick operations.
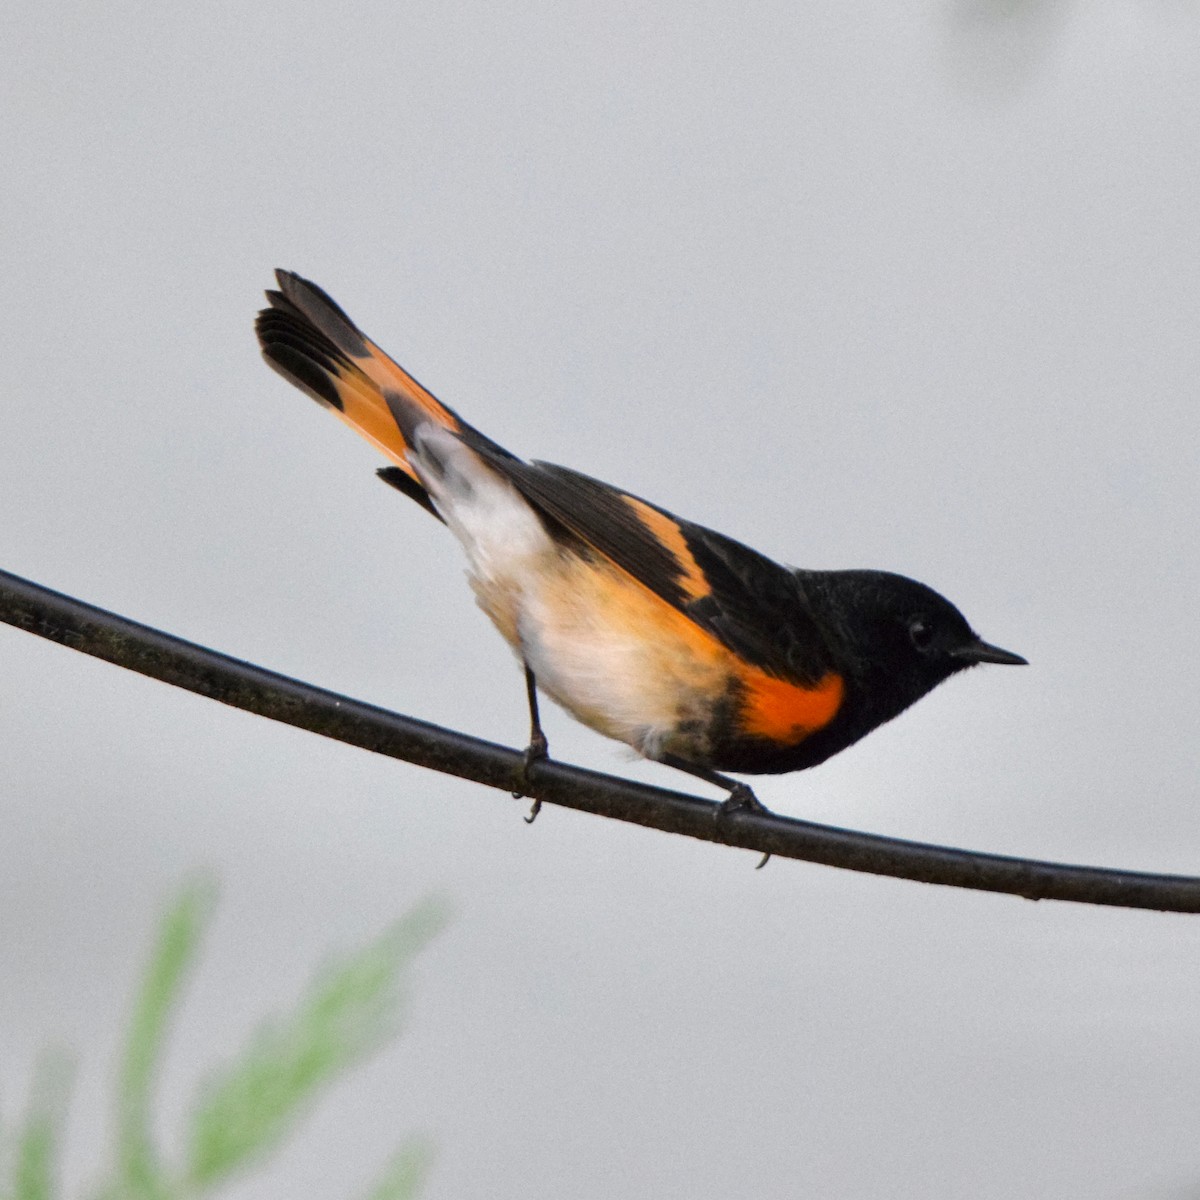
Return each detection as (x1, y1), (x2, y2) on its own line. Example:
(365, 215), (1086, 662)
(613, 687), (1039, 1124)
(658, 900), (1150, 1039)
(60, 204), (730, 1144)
(0, 566), (1196, 913)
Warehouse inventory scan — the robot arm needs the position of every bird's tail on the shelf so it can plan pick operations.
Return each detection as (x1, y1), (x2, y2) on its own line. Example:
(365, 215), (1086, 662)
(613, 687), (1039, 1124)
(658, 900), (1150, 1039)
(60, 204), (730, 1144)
(255, 270), (494, 515)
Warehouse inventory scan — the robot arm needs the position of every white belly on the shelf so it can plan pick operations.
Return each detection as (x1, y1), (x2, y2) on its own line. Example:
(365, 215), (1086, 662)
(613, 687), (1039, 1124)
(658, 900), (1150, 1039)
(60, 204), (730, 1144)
(410, 426), (729, 760)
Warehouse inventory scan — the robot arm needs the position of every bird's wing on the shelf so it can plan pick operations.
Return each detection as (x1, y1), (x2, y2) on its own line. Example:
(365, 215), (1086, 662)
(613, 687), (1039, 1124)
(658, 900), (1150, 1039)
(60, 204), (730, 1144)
(466, 451), (833, 684)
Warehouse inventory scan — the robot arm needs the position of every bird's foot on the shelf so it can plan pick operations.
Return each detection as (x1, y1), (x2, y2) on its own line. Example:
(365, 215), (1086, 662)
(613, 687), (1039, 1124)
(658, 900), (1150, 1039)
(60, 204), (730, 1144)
(716, 782), (771, 820)
(515, 730), (550, 823)
(713, 784), (774, 868)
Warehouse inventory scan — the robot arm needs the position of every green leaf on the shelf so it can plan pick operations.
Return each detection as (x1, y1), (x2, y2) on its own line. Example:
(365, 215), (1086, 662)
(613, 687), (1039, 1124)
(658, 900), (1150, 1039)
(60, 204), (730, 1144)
(356, 1138), (435, 1200)
(184, 896), (449, 1190)
(112, 879), (215, 1200)
(11, 1051), (72, 1200)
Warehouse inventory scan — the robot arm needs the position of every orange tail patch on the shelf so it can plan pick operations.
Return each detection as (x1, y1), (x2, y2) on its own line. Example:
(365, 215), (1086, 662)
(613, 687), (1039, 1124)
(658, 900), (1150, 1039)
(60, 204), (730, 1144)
(255, 270), (466, 495)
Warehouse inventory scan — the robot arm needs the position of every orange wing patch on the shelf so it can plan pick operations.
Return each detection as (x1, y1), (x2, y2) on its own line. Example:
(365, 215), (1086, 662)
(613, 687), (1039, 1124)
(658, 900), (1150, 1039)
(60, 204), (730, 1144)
(622, 496), (712, 602)
(737, 668), (844, 744)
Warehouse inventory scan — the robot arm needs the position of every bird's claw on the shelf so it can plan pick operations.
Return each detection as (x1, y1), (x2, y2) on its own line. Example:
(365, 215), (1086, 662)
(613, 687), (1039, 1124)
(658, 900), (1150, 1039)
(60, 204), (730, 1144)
(712, 785), (773, 867)
(514, 731), (550, 822)
(716, 782), (771, 820)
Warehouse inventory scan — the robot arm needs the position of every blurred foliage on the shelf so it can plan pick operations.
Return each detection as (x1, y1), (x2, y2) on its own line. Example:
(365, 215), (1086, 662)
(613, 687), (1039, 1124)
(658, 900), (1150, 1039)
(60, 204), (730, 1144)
(2, 1054), (72, 1200)
(1, 881), (449, 1200)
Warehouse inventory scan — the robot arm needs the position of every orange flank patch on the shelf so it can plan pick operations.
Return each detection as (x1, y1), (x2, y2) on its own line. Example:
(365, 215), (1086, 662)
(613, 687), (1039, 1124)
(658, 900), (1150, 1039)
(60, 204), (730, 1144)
(505, 550), (731, 749)
(737, 668), (844, 744)
(622, 496), (712, 601)
(555, 551), (726, 678)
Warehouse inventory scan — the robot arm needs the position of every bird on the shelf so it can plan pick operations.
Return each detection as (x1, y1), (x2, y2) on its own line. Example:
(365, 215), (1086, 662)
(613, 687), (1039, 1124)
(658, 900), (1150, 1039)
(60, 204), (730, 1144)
(255, 270), (1025, 816)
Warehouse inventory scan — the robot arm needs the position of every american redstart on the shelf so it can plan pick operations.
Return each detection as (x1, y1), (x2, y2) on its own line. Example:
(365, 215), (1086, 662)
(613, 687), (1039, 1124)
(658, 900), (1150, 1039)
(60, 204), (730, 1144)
(256, 271), (1025, 814)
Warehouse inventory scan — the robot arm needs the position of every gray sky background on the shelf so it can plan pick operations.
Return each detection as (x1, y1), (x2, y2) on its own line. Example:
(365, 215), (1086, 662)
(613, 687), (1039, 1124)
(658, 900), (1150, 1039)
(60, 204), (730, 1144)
(3, 2), (1200, 1197)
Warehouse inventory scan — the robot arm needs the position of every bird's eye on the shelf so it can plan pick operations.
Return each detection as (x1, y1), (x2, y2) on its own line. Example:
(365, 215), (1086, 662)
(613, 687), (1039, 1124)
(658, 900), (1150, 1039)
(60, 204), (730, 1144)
(909, 618), (935, 651)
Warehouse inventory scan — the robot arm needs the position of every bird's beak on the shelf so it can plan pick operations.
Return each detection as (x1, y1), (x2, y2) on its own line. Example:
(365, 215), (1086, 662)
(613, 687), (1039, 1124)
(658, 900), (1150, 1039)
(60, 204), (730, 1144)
(955, 637), (1028, 666)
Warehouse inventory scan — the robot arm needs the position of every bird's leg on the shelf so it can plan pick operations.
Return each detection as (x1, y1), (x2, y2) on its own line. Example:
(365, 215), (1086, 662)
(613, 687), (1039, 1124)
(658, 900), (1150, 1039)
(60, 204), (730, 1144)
(659, 754), (772, 818)
(522, 664), (550, 767)
(517, 665), (549, 823)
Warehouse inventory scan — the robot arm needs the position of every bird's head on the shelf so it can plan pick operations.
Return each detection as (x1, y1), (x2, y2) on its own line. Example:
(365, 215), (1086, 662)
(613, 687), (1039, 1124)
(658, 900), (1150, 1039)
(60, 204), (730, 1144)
(803, 568), (1026, 725)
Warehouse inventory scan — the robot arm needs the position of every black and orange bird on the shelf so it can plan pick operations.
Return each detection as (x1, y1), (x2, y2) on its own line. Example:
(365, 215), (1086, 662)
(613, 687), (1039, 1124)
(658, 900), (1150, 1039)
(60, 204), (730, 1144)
(255, 271), (1025, 813)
